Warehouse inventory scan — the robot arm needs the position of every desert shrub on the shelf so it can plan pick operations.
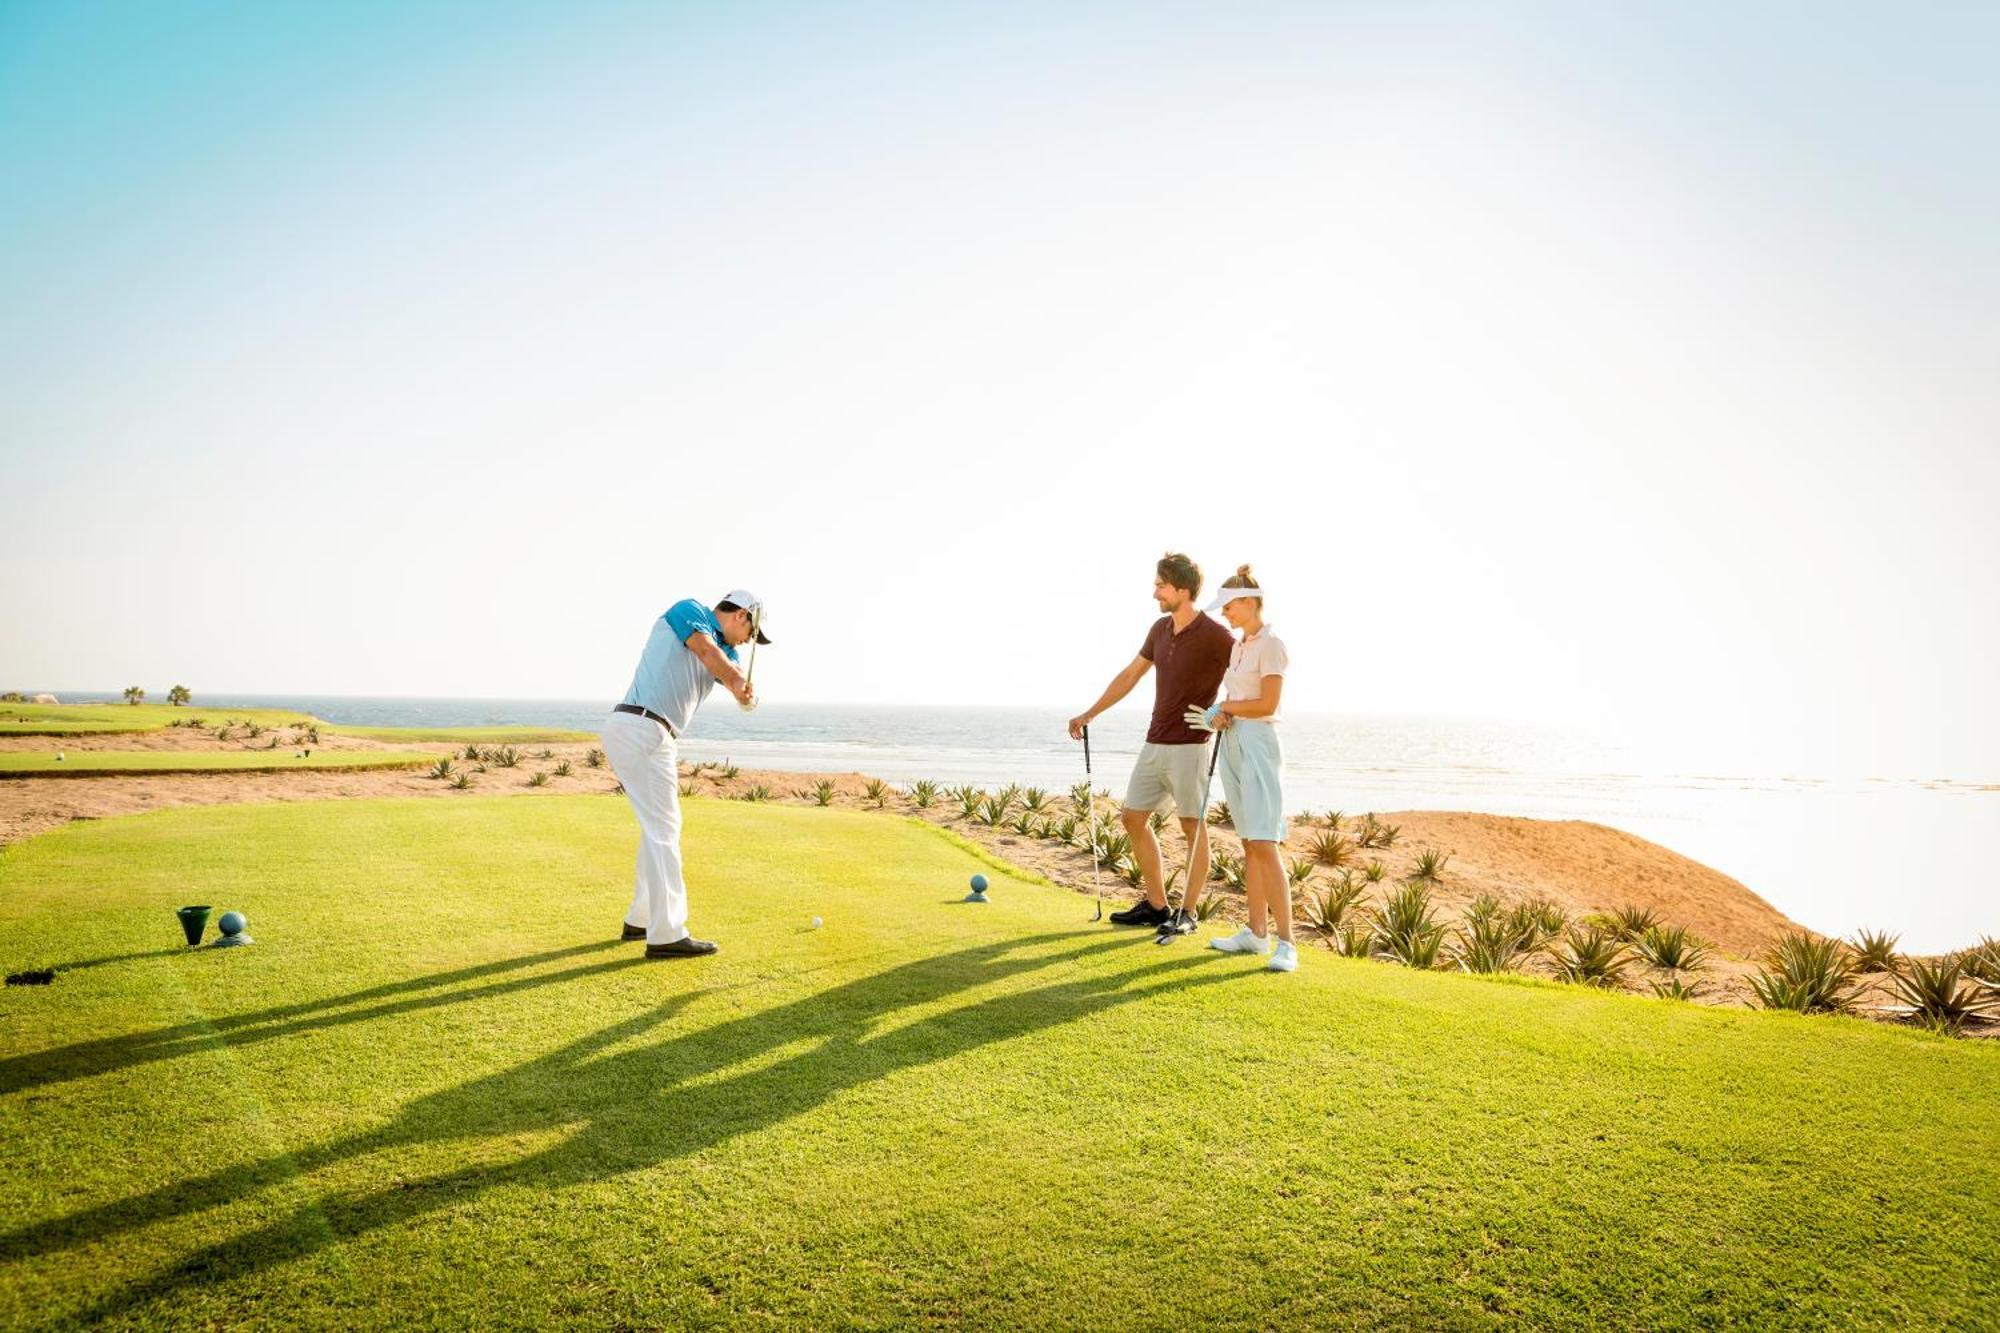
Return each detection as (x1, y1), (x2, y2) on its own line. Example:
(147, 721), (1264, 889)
(1451, 912), (1537, 974)
(1335, 925), (1374, 957)
(677, 782), (693, 797)
(1309, 830), (1354, 868)
(450, 773), (473, 790)
(1609, 905), (1661, 941)
(584, 748), (605, 768)
(1051, 815), (1079, 844)
(863, 778), (890, 808)
(1886, 955), (1998, 1035)
(1149, 809), (1169, 836)
(1210, 850), (1245, 890)
(428, 757), (454, 780)
(975, 797), (1008, 827)
(910, 779), (939, 808)
(740, 783), (771, 803)
(1301, 878), (1364, 934)
(492, 746), (520, 768)
(1021, 787), (1050, 814)
(463, 744), (482, 760)
(526, 772), (550, 788)
(719, 762), (740, 780)
(1635, 924), (1708, 973)
(1361, 860), (1387, 884)
(957, 786), (987, 818)
(1405, 847), (1450, 886)
(1650, 976), (1707, 1002)
(1849, 929), (1901, 973)
(1551, 927), (1631, 989)
(1193, 894), (1228, 922)
(538, 748), (554, 760)
(1748, 933), (1861, 1015)
(1320, 809), (1345, 831)
(1464, 893), (1502, 925)
(1285, 856), (1316, 888)
(1208, 801), (1230, 827)
(1369, 882), (1444, 969)
(1069, 781), (1095, 813)
(1959, 936), (2000, 983)
(553, 760), (572, 777)
(811, 779), (837, 807)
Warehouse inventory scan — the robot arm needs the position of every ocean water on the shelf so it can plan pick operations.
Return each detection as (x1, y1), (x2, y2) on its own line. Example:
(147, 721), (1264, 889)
(46, 692), (1998, 952)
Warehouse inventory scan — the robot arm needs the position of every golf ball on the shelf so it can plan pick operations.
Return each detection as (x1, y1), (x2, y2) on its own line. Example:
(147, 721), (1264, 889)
(969, 874), (988, 892)
(812, 916), (823, 929)
(218, 910), (247, 936)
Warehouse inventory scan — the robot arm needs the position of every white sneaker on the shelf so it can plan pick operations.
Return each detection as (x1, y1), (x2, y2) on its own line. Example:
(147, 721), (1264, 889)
(1267, 940), (1299, 972)
(1210, 928), (1269, 955)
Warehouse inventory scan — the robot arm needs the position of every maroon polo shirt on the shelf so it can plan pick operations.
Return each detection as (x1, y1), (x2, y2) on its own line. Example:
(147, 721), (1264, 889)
(1139, 612), (1233, 744)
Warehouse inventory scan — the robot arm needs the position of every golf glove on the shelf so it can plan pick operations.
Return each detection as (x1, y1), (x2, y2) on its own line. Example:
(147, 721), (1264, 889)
(1182, 705), (1221, 732)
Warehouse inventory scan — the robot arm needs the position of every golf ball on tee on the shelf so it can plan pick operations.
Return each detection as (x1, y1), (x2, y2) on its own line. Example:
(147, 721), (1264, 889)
(812, 916), (823, 929)
(218, 910), (247, 936)
(969, 874), (988, 893)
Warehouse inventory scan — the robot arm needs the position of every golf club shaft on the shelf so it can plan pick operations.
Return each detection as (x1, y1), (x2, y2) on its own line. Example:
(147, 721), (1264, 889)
(1182, 730), (1222, 909)
(1083, 724), (1101, 897)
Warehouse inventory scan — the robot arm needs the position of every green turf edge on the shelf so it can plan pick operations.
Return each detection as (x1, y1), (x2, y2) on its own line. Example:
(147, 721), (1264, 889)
(0, 756), (433, 780)
(329, 726), (598, 743)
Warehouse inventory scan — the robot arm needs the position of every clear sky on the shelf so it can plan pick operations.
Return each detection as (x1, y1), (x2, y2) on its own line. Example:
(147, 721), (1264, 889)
(3, 2), (1995, 778)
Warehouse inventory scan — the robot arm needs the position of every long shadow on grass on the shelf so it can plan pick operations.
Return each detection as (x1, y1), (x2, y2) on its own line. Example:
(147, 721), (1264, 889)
(24, 931), (1244, 1322)
(0, 939), (627, 1097)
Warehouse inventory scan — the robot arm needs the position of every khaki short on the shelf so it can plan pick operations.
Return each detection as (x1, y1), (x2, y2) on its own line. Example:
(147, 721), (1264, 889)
(1122, 741), (1213, 817)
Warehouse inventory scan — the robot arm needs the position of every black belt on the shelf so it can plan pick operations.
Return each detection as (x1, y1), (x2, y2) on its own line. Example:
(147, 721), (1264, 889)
(612, 703), (677, 737)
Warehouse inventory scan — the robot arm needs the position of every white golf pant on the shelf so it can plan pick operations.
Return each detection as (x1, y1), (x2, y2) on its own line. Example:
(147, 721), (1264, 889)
(601, 710), (690, 946)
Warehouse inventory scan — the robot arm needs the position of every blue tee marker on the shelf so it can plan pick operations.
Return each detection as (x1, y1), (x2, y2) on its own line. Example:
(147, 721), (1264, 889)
(964, 874), (989, 903)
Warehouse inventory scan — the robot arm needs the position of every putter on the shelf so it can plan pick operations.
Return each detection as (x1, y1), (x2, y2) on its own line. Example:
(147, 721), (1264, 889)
(1157, 730), (1222, 944)
(1083, 724), (1103, 915)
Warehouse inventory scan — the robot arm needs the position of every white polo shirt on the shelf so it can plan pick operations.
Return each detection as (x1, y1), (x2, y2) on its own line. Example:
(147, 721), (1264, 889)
(1223, 626), (1288, 718)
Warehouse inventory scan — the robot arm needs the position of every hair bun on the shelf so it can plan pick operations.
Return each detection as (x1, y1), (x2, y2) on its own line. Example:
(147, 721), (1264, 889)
(1235, 564), (1254, 580)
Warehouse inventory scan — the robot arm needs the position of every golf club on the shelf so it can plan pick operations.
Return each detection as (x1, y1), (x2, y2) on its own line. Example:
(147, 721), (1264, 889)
(739, 613), (759, 712)
(1083, 724), (1103, 915)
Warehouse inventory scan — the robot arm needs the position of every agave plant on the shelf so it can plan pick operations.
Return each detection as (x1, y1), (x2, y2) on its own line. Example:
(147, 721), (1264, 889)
(553, 760), (572, 778)
(1849, 928), (1901, 973)
(910, 779), (940, 809)
(1883, 955), (1998, 1035)
(1098, 831), (1132, 866)
(526, 772), (550, 788)
(864, 778), (890, 808)
(677, 781), (693, 797)
(811, 779), (838, 807)
(1301, 879), (1364, 934)
(1960, 937), (2000, 984)
(1149, 809), (1169, 836)
(1650, 976), (1707, 1002)
(1361, 860), (1388, 884)
(1050, 815), (1079, 844)
(1008, 810), (1040, 837)
(1069, 781), (1095, 814)
(1309, 830), (1354, 869)
(994, 785), (1022, 816)
(492, 745), (521, 769)
(1464, 893), (1502, 925)
(1550, 926), (1631, 989)
(1520, 898), (1567, 943)
(1193, 894), (1229, 922)
(741, 783), (772, 803)
(1210, 850), (1245, 889)
(1634, 924), (1708, 973)
(428, 757), (455, 780)
(1405, 847), (1450, 886)
(975, 797), (1008, 827)
(450, 773), (473, 790)
(1321, 809), (1345, 831)
(956, 786), (987, 818)
(1748, 933), (1860, 1014)
(1335, 924), (1374, 957)
(538, 748), (555, 761)
(1609, 905), (1661, 941)
(1369, 882), (1444, 968)
(1450, 912), (1536, 975)
(719, 762), (741, 780)
(1118, 857), (1145, 888)
(584, 748), (605, 768)
(1021, 787), (1050, 814)
(1207, 801), (1230, 826)
(1285, 857), (1316, 888)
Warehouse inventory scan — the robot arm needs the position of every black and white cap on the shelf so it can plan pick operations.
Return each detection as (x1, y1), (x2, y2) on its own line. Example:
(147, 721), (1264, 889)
(720, 589), (772, 644)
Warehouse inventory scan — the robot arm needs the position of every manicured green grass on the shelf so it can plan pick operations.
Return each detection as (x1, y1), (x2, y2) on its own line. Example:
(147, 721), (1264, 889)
(0, 752), (434, 779)
(1, 798), (1994, 1328)
(330, 725), (596, 744)
(0, 703), (316, 736)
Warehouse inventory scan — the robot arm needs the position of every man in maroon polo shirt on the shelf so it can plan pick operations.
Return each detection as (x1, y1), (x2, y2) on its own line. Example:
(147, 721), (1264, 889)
(1067, 553), (1234, 937)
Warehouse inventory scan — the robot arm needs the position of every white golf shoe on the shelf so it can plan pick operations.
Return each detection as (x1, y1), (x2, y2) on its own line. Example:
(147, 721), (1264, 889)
(1209, 928), (1270, 955)
(1267, 940), (1299, 972)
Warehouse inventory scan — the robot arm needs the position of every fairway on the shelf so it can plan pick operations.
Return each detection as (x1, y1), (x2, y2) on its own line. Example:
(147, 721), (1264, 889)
(0, 703), (316, 736)
(330, 725), (597, 744)
(1, 798), (1993, 1329)
(0, 751), (434, 778)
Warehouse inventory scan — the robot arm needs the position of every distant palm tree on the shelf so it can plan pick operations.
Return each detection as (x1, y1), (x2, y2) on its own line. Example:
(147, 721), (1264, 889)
(124, 686), (146, 706)
(167, 685), (191, 707)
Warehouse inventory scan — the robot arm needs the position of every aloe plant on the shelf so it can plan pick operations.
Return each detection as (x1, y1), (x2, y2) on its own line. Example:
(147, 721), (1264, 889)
(1450, 912), (1536, 975)
(1210, 850), (1245, 889)
(1194, 894), (1229, 922)
(1959, 936), (2000, 984)
(678, 781), (693, 797)
(957, 787), (987, 819)
(1609, 905), (1661, 941)
(1369, 882), (1444, 968)
(1405, 847), (1450, 886)
(1309, 830), (1353, 868)
(538, 748), (554, 761)
(1464, 893), (1502, 925)
(1301, 879), (1364, 933)
(553, 760), (572, 778)
(811, 779), (838, 807)
(1550, 926), (1631, 988)
(585, 748), (605, 769)
(1285, 856), (1316, 888)
(1335, 924), (1374, 957)
(1885, 955), (1998, 1035)
(719, 762), (740, 780)
(1361, 860), (1387, 884)
(740, 783), (772, 803)
(428, 757), (455, 780)
(1008, 811), (1039, 837)
(910, 779), (940, 809)
(864, 778), (890, 808)
(1069, 781), (1095, 814)
(526, 772), (550, 788)
(1635, 924), (1708, 973)
(1021, 787), (1051, 814)
(1208, 801), (1230, 827)
(1149, 809), (1169, 836)
(450, 773), (473, 790)
(1849, 928), (1900, 973)
(492, 745), (521, 768)
(1748, 933), (1860, 1014)
(1650, 976), (1707, 1002)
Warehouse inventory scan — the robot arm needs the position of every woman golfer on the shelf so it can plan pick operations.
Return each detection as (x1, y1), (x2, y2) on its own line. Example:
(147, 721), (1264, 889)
(1185, 567), (1296, 972)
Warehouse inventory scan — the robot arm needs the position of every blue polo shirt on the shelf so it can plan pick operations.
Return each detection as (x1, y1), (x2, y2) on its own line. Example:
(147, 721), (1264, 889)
(619, 599), (740, 735)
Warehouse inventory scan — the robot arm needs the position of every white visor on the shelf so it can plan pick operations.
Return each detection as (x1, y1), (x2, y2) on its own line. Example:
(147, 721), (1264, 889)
(1204, 585), (1265, 612)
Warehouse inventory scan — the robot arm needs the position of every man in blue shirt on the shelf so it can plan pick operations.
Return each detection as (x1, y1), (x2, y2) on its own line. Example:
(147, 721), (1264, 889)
(602, 589), (770, 958)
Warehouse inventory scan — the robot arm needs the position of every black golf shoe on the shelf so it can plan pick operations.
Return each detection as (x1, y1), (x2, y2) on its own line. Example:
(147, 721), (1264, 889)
(1154, 907), (1198, 943)
(620, 923), (647, 941)
(644, 936), (720, 959)
(1107, 898), (1170, 928)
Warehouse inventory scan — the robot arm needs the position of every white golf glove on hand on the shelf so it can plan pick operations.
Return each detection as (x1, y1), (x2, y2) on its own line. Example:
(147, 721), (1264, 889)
(1182, 705), (1219, 732)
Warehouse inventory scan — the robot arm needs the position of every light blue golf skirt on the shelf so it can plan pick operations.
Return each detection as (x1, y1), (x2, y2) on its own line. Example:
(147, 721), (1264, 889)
(1219, 719), (1286, 843)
